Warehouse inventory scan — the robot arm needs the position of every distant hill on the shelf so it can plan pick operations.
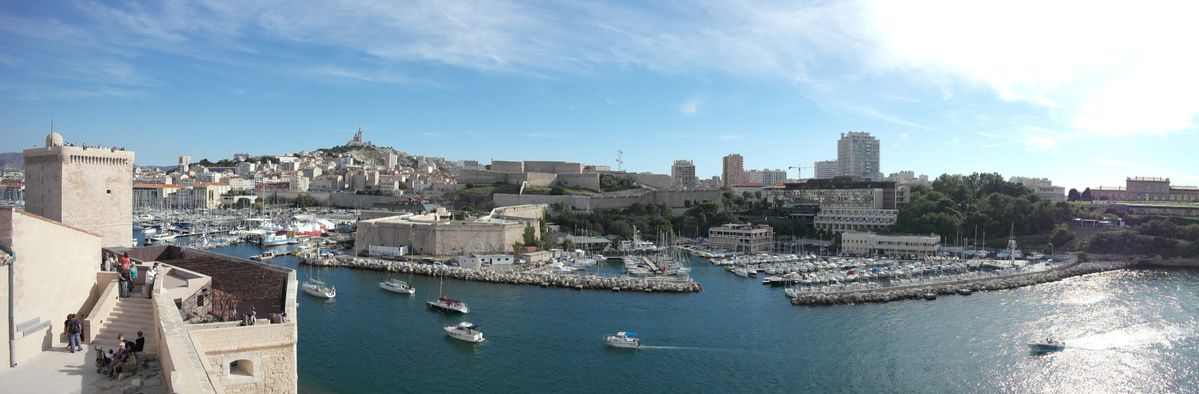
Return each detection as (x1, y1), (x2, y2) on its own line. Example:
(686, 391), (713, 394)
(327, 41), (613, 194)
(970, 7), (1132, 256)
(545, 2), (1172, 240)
(0, 152), (22, 169)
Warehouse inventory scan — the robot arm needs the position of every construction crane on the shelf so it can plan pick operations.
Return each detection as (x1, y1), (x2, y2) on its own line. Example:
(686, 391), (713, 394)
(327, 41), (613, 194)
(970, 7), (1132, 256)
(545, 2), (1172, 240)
(788, 165), (812, 180)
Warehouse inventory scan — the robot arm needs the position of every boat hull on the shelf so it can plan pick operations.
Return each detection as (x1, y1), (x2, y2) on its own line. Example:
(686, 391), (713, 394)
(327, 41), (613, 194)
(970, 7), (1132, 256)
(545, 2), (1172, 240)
(445, 327), (485, 343)
(302, 284), (336, 299)
(1028, 343), (1066, 353)
(605, 338), (640, 349)
(379, 282), (415, 294)
(427, 301), (469, 314)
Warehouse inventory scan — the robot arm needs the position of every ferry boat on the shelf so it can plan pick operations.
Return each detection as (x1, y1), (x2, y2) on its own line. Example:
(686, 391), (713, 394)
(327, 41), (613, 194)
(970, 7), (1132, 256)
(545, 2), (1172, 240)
(379, 278), (415, 295)
(302, 279), (336, 299)
(604, 332), (641, 349)
(1028, 337), (1066, 353)
(444, 322), (485, 343)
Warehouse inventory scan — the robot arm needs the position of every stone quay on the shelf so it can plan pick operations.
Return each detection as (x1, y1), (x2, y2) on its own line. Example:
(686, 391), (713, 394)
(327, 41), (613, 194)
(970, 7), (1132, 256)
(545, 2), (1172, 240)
(305, 256), (703, 293)
(790, 260), (1131, 306)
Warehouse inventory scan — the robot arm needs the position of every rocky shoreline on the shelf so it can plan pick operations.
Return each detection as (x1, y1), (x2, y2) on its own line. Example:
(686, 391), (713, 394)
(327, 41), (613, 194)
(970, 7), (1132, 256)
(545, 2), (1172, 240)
(305, 256), (703, 293)
(790, 260), (1131, 306)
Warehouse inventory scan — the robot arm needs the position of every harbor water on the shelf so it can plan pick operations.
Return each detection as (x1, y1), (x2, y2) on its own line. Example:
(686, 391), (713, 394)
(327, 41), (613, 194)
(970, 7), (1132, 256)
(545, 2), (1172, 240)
(175, 235), (1197, 392)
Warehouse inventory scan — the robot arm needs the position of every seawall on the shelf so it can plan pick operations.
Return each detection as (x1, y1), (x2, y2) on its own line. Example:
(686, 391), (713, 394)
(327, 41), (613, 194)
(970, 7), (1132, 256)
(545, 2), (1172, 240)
(305, 256), (703, 293)
(790, 260), (1131, 306)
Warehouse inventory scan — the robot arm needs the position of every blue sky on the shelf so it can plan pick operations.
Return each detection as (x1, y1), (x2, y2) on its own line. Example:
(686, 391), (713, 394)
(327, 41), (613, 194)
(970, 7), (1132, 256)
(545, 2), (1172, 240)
(1, 0), (1196, 190)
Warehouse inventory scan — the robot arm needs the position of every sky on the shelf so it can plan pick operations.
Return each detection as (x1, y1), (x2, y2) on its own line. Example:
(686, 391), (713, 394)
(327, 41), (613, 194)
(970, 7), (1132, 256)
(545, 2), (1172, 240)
(1, 0), (1196, 190)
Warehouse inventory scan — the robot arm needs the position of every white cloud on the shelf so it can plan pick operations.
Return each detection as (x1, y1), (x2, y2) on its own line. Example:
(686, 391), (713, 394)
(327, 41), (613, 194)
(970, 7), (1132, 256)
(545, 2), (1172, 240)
(866, 0), (1199, 136)
(8, 0), (1199, 142)
(679, 98), (702, 116)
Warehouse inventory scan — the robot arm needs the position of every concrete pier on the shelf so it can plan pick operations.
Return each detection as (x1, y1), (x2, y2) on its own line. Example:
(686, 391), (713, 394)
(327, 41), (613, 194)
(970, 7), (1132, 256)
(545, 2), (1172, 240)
(305, 256), (703, 293)
(790, 260), (1131, 306)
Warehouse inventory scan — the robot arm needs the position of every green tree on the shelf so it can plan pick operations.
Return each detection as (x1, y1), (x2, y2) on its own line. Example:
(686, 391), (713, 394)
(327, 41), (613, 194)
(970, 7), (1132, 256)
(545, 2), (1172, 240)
(1067, 188), (1081, 201)
(522, 225), (537, 246)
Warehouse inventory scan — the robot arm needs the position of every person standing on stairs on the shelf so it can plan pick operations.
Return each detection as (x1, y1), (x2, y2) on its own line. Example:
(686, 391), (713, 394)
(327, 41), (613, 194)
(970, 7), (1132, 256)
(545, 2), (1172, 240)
(64, 314), (82, 353)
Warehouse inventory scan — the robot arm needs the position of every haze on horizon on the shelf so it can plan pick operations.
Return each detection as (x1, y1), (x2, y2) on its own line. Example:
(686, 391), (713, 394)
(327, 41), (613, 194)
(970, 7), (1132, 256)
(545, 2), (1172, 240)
(1, 0), (1197, 190)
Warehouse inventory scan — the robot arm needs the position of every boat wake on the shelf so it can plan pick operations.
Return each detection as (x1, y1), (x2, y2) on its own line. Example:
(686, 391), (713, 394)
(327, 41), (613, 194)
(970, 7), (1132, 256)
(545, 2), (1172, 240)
(639, 345), (701, 350)
(1062, 325), (1194, 351)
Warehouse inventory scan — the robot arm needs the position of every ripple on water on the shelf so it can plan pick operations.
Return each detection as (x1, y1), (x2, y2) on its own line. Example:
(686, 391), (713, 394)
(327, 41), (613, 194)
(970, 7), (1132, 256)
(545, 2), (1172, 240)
(194, 240), (1199, 393)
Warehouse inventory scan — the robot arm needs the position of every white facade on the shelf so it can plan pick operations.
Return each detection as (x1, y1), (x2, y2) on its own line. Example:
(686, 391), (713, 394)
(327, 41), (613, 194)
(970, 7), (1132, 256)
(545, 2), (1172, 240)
(841, 231), (941, 256)
(814, 208), (898, 233)
(837, 131), (881, 180)
(235, 162), (256, 176)
(745, 169), (787, 186)
(814, 160), (839, 179)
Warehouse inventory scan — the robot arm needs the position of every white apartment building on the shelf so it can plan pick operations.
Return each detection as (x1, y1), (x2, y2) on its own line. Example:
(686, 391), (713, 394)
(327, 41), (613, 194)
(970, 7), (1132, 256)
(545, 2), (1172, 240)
(837, 131), (881, 181)
(814, 160), (839, 179)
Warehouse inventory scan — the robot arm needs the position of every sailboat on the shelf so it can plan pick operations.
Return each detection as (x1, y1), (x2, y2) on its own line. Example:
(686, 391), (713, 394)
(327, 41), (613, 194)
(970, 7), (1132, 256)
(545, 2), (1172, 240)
(426, 273), (469, 313)
(379, 272), (415, 295)
(302, 267), (337, 299)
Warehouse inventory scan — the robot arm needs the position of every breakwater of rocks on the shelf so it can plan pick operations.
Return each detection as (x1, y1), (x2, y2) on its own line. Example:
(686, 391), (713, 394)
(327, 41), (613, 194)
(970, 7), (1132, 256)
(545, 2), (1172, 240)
(305, 256), (703, 293)
(790, 260), (1131, 306)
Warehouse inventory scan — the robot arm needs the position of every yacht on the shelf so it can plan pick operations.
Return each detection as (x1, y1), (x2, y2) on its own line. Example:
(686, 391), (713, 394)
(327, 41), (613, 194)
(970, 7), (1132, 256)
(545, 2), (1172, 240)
(444, 322), (485, 343)
(379, 278), (415, 295)
(605, 332), (641, 349)
(732, 267), (750, 278)
(302, 279), (336, 299)
(1028, 337), (1066, 353)
(427, 295), (469, 313)
(427, 275), (469, 313)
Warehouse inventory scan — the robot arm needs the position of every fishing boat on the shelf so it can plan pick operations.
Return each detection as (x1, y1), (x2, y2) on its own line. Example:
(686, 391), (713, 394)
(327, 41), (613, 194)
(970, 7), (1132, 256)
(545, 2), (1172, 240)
(426, 274), (469, 313)
(259, 231), (297, 247)
(302, 279), (336, 299)
(379, 278), (415, 295)
(604, 332), (641, 349)
(444, 322), (485, 343)
(1028, 337), (1066, 353)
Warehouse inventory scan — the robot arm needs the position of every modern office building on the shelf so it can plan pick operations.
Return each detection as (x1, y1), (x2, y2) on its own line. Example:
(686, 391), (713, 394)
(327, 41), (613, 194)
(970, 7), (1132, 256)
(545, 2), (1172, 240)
(770, 177), (908, 233)
(841, 231), (941, 257)
(708, 223), (774, 253)
(836, 131), (881, 181)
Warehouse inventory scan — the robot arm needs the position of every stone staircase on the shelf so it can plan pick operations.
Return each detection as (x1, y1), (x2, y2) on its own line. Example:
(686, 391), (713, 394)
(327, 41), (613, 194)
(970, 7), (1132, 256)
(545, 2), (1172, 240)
(91, 297), (158, 355)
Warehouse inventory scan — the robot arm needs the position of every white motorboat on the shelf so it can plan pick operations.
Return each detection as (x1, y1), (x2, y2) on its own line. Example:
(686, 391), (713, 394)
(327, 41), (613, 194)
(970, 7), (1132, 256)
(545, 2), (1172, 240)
(427, 275), (469, 313)
(379, 278), (415, 295)
(250, 250), (280, 261)
(444, 322), (485, 343)
(1028, 337), (1066, 353)
(302, 279), (336, 299)
(733, 267), (750, 278)
(605, 331), (641, 349)
(147, 233), (178, 243)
